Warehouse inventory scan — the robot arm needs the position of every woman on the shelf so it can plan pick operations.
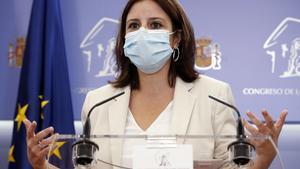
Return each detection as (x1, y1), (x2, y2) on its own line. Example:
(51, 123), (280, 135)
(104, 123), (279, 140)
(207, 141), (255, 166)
(24, 0), (287, 168)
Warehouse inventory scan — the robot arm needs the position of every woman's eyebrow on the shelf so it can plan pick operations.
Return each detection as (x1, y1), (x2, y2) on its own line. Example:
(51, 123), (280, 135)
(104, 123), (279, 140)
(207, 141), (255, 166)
(126, 18), (140, 25)
(148, 17), (166, 22)
(126, 17), (166, 23)
(126, 18), (140, 24)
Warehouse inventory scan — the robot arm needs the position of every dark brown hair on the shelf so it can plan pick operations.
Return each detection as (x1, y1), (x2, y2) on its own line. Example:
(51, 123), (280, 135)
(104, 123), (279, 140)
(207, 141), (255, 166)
(110, 0), (198, 89)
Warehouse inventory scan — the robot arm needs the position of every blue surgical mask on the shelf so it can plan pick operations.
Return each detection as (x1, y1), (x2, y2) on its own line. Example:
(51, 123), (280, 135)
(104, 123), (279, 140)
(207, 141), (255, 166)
(123, 27), (174, 74)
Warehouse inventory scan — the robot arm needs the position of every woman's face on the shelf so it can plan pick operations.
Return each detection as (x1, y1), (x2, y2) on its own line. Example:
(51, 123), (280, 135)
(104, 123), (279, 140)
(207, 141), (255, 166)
(125, 0), (179, 48)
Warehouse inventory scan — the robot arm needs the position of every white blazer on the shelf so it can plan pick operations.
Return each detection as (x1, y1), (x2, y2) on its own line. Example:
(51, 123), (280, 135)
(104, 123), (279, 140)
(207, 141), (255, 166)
(81, 75), (236, 169)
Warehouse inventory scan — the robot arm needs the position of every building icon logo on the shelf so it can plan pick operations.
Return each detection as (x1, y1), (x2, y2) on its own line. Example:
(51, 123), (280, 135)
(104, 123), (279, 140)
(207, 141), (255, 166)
(263, 17), (300, 78)
(80, 17), (119, 77)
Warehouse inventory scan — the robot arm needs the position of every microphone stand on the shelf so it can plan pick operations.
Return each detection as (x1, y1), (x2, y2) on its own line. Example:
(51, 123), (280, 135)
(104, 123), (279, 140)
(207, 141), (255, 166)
(72, 92), (125, 167)
(209, 95), (255, 166)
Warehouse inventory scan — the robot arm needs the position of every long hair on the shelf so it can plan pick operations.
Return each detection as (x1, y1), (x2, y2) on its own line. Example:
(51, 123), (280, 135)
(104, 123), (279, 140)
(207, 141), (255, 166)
(110, 0), (198, 89)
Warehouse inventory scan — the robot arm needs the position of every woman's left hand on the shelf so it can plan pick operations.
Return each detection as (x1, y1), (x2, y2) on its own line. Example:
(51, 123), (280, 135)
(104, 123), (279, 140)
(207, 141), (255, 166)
(243, 110), (288, 169)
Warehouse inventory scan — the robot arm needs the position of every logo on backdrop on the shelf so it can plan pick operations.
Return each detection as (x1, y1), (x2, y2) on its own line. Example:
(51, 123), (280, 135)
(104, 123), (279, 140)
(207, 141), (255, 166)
(80, 17), (119, 77)
(155, 150), (171, 167)
(263, 17), (300, 78)
(8, 37), (26, 68)
(194, 37), (222, 70)
(244, 17), (300, 96)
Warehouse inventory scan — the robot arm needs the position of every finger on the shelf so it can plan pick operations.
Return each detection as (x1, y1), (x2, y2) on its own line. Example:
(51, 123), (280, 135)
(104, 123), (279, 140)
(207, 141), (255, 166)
(31, 147), (49, 165)
(246, 112), (264, 130)
(242, 119), (260, 146)
(39, 137), (54, 148)
(34, 127), (54, 143)
(27, 121), (37, 140)
(275, 110), (288, 133)
(23, 118), (31, 131)
(37, 146), (50, 158)
(30, 138), (53, 156)
(34, 133), (58, 151)
(261, 110), (275, 129)
(243, 119), (260, 136)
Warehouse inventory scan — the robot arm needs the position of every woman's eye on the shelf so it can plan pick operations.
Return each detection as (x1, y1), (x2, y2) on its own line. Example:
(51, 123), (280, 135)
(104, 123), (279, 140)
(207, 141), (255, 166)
(127, 23), (140, 30)
(150, 22), (162, 29)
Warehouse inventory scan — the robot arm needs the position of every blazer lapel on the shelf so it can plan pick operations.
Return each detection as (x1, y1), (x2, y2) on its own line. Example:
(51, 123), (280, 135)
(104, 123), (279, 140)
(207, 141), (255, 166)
(108, 86), (130, 167)
(107, 78), (196, 165)
(171, 77), (196, 143)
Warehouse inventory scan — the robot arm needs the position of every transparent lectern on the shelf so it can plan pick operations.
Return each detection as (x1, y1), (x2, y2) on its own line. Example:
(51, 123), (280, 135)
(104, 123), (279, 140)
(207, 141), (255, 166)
(46, 134), (285, 169)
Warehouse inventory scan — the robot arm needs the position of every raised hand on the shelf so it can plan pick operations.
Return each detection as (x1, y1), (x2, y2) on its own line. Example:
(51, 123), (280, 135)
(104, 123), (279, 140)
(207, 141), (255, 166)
(23, 118), (54, 169)
(244, 110), (288, 169)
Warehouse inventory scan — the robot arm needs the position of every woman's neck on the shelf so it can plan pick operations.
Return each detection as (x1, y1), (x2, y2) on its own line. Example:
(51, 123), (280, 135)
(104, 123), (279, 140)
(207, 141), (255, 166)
(135, 61), (174, 96)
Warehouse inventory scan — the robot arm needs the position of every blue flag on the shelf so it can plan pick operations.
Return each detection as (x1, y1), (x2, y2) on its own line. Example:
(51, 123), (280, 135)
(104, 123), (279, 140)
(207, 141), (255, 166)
(8, 0), (75, 168)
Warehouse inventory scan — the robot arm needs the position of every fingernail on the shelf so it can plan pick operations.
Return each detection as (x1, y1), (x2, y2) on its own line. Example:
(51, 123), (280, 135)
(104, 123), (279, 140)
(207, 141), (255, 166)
(261, 108), (267, 113)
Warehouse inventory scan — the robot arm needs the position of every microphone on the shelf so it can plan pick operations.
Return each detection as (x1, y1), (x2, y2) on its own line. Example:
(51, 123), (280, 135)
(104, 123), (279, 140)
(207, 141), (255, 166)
(208, 95), (255, 166)
(72, 92), (125, 167)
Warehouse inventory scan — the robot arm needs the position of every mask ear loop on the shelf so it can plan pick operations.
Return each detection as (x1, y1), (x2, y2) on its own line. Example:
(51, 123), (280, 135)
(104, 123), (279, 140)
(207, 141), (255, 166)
(172, 47), (180, 62)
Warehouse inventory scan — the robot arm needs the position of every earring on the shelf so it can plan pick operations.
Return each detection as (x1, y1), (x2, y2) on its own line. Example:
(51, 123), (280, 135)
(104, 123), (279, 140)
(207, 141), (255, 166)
(172, 47), (180, 62)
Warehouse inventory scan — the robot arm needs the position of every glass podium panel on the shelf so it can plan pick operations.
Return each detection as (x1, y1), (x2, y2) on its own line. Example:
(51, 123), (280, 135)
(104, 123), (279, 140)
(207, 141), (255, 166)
(46, 134), (285, 169)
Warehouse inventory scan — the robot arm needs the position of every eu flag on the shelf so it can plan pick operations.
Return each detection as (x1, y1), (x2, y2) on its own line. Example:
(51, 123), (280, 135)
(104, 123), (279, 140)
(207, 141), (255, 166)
(8, 0), (75, 168)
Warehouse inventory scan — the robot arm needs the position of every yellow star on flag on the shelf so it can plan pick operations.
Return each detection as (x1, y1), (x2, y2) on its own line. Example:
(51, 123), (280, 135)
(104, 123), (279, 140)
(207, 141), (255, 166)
(41, 100), (49, 108)
(15, 104), (29, 131)
(50, 141), (66, 160)
(39, 95), (49, 119)
(8, 145), (15, 163)
(41, 112), (44, 120)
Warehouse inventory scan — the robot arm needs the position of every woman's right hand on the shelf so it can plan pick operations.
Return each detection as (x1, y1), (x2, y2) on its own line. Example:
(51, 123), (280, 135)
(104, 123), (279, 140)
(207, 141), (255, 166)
(23, 118), (54, 169)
